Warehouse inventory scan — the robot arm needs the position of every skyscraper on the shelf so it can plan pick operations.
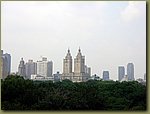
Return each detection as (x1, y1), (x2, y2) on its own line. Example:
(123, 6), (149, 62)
(127, 63), (134, 81)
(37, 57), (53, 78)
(63, 49), (72, 74)
(1, 50), (11, 79)
(144, 73), (146, 80)
(62, 49), (73, 80)
(3, 53), (11, 75)
(25, 60), (37, 79)
(87, 67), (91, 77)
(118, 66), (125, 81)
(18, 58), (26, 78)
(1, 56), (8, 79)
(62, 48), (90, 82)
(74, 48), (85, 74)
(74, 48), (87, 82)
(85, 65), (91, 77)
(103, 71), (109, 81)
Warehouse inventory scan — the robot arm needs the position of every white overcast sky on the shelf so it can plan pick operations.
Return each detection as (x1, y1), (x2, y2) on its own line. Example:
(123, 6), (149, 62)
(1, 1), (146, 80)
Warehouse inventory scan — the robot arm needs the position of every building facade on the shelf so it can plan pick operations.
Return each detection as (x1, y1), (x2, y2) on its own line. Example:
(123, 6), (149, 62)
(103, 71), (109, 80)
(37, 57), (53, 78)
(18, 58), (26, 78)
(127, 63), (134, 81)
(118, 66), (125, 81)
(25, 60), (37, 79)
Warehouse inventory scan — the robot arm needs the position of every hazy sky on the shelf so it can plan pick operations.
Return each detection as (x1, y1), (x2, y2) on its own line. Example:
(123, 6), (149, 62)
(1, 1), (146, 80)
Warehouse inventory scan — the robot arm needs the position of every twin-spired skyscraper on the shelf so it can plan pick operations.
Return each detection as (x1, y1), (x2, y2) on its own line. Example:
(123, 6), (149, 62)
(62, 48), (91, 82)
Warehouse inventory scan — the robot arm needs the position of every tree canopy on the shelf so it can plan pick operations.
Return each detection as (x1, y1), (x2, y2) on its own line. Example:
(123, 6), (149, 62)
(1, 75), (146, 110)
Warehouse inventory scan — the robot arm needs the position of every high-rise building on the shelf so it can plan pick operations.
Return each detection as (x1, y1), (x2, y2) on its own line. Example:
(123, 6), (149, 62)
(62, 49), (74, 80)
(1, 56), (8, 79)
(25, 60), (37, 79)
(144, 73), (146, 80)
(127, 63), (134, 81)
(85, 65), (91, 77)
(118, 66), (125, 81)
(74, 48), (88, 82)
(87, 67), (91, 77)
(3, 53), (11, 74)
(62, 48), (90, 82)
(103, 71), (109, 80)
(63, 49), (72, 74)
(37, 57), (53, 78)
(74, 48), (85, 74)
(18, 58), (26, 78)
(1, 50), (11, 79)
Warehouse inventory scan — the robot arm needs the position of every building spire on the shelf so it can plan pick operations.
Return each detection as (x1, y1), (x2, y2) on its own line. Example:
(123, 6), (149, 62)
(68, 47), (70, 53)
(78, 46), (81, 53)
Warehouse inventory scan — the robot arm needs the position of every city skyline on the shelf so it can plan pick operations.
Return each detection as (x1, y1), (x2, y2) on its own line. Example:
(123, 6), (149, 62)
(1, 48), (144, 81)
(1, 1), (146, 80)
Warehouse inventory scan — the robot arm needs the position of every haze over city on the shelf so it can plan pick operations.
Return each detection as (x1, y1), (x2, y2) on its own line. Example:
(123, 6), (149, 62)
(1, 1), (146, 80)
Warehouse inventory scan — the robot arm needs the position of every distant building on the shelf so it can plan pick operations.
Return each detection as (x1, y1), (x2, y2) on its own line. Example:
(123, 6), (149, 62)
(1, 50), (11, 79)
(53, 71), (62, 82)
(62, 49), (74, 80)
(85, 65), (91, 77)
(103, 71), (109, 80)
(31, 74), (54, 81)
(37, 57), (53, 78)
(73, 48), (90, 82)
(144, 73), (146, 80)
(1, 56), (8, 79)
(89, 74), (101, 80)
(127, 63), (134, 81)
(31, 74), (39, 80)
(3, 53), (11, 74)
(118, 66), (125, 81)
(136, 78), (146, 85)
(25, 60), (37, 79)
(87, 67), (91, 77)
(18, 58), (26, 78)
(74, 48), (85, 74)
(120, 75), (128, 82)
(62, 48), (90, 82)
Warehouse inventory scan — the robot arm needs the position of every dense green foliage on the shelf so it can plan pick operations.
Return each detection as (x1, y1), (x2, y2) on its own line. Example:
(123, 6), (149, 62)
(1, 75), (146, 110)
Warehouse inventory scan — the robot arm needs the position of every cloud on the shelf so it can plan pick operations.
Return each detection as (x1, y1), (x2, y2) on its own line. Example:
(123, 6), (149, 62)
(121, 1), (146, 22)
